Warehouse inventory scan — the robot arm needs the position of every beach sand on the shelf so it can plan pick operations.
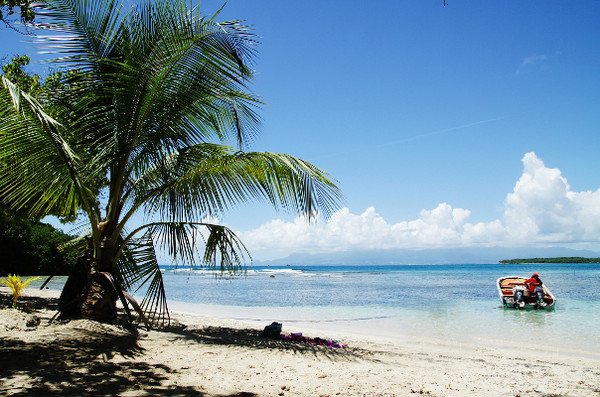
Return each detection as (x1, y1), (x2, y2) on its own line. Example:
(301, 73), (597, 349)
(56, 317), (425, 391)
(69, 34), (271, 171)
(1, 286), (599, 396)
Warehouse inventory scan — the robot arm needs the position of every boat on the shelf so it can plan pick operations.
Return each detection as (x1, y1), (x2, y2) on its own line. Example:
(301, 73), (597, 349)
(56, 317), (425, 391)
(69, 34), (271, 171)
(497, 276), (556, 309)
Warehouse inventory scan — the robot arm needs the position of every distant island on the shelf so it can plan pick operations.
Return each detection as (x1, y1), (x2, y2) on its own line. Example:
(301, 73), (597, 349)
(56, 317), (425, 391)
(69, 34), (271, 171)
(500, 257), (600, 264)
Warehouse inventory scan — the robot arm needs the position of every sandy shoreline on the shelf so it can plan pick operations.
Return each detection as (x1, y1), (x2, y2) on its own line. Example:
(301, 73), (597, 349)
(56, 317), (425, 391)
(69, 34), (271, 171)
(1, 286), (599, 396)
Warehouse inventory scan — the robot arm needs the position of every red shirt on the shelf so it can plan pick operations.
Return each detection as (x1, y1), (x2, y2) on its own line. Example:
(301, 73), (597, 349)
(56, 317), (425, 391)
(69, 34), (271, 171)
(525, 277), (542, 293)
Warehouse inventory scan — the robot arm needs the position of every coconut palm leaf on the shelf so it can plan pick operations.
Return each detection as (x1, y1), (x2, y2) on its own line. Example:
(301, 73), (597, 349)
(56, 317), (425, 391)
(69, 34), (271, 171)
(134, 146), (342, 223)
(117, 231), (170, 327)
(116, 221), (250, 326)
(0, 76), (100, 221)
(108, 7), (262, 181)
(35, 0), (124, 71)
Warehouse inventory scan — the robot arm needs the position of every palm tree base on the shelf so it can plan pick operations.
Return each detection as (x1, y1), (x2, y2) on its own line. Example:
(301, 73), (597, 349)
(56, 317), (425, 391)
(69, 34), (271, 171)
(80, 274), (118, 322)
(59, 258), (118, 322)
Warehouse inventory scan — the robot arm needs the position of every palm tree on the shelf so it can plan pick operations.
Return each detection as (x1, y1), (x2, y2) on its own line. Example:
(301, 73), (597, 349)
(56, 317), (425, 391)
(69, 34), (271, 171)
(0, 0), (342, 325)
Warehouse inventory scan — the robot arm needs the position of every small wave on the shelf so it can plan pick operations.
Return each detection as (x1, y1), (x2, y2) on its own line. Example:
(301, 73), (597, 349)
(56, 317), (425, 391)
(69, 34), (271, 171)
(258, 269), (304, 275)
(160, 268), (246, 277)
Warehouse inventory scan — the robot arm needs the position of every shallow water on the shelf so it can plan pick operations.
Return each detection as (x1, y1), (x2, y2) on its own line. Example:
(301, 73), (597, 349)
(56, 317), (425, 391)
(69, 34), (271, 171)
(159, 263), (600, 355)
(32, 263), (600, 355)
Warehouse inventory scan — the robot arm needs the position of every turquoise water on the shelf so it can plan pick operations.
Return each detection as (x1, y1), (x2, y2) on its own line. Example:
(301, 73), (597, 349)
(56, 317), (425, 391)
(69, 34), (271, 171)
(36, 263), (600, 356)
(159, 263), (600, 355)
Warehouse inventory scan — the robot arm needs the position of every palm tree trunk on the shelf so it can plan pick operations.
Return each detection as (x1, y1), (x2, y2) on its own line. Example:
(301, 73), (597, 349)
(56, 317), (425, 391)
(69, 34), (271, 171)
(79, 269), (118, 321)
(59, 236), (119, 322)
(81, 232), (119, 321)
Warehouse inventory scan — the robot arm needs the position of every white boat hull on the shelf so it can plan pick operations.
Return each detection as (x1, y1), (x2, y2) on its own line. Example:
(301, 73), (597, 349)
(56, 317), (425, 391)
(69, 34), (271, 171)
(497, 276), (556, 309)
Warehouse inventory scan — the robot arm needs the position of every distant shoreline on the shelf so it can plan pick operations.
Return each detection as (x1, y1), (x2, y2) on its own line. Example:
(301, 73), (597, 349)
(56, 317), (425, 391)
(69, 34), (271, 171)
(499, 257), (600, 264)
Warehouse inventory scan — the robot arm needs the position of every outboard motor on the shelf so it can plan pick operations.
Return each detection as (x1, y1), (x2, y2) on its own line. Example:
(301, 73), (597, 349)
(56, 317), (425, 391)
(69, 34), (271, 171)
(513, 285), (526, 308)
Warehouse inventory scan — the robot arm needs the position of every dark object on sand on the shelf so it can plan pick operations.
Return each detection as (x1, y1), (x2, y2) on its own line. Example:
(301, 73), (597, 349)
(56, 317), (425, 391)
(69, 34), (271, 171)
(260, 322), (282, 338)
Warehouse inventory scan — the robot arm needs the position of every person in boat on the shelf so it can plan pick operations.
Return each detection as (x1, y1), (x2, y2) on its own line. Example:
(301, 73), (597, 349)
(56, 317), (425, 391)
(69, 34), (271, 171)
(525, 273), (546, 307)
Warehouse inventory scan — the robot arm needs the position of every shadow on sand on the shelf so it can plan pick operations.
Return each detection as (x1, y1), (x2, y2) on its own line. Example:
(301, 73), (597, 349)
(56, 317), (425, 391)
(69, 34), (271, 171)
(1, 293), (365, 396)
(158, 322), (368, 361)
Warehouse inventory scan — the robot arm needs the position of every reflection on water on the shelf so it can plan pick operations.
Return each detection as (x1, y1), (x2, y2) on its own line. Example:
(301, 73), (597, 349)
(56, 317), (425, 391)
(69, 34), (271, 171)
(502, 307), (550, 326)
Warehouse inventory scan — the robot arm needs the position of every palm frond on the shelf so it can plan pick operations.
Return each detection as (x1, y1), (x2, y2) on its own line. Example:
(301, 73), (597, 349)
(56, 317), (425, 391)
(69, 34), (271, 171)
(117, 220), (251, 326)
(105, 1), (262, 182)
(35, 0), (124, 72)
(118, 231), (170, 327)
(201, 223), (249, 274)
(122, 145), (343, 226)
(0, 76), (101, 220)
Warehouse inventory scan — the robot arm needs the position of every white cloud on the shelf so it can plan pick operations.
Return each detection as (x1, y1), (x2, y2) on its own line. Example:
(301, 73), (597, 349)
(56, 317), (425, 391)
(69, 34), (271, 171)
(504, 152), (600, 242)
(516, 54), (549, 74)
(236, 152), (600, 259)
(520, 54), (547, 67)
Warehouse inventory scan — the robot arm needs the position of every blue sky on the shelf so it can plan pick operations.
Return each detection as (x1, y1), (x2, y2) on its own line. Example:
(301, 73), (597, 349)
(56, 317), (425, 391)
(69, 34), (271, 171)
(2, 1), (600, 260)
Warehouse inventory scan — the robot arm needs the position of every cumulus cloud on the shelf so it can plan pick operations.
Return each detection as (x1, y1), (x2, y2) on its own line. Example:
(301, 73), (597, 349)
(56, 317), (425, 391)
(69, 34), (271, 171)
(235, 153), (600, 258)
(504, 152), (600, 242)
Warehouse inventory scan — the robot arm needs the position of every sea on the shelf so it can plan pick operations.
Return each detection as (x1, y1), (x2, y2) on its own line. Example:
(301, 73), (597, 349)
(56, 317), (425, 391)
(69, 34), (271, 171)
(37, 262), (600, 357)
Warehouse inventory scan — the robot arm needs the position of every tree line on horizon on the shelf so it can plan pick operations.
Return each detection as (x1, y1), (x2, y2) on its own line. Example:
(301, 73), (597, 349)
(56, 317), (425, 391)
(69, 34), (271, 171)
(500, 257), (600, 264)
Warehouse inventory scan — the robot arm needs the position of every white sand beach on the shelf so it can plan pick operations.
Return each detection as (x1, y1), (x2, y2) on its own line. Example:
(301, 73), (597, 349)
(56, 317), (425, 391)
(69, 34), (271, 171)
(1, 286), (599, 396)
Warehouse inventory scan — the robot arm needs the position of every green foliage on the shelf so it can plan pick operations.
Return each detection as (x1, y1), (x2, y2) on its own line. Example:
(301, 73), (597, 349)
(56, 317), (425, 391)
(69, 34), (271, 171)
(0, 0), (35, 26)
(0, 206), (79, 275)
(1, 55), (40, 94)
(499, 257), (600, 264)
(1, 55), (71, 102)
(0, 274), (41, 308)
(0, 56), (101, 222)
